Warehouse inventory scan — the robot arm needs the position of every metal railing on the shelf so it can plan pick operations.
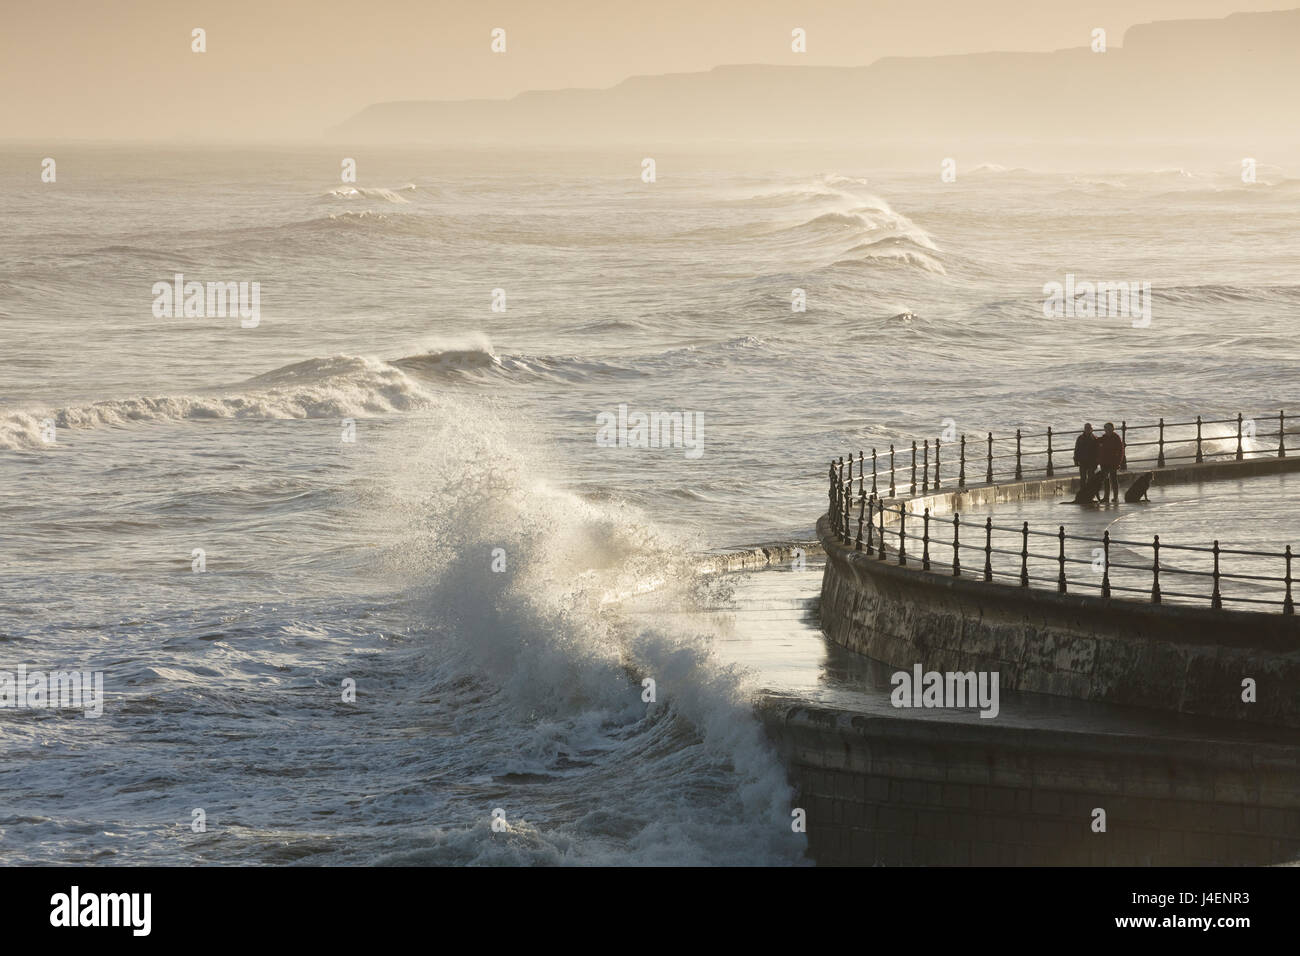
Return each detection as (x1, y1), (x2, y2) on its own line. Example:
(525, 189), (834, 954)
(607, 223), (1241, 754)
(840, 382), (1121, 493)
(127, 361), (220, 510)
(826, 411), (1297, 615)
(830, 412), (1289, 500)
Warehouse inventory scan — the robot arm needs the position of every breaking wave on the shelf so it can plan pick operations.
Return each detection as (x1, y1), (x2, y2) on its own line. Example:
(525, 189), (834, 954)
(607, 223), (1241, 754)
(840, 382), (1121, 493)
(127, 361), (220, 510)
(0, 338), (647, 449)
(750, 178), (944, 272)
(833, 234), (946, 274)
(323, 185), (416, 203)
(0, 355), (437, 450)
(361, 400), (804, 864)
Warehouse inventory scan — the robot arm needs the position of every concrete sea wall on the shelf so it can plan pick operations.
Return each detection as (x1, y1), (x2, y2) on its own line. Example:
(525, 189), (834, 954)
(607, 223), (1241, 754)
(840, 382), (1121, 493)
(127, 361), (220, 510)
(781, 455), (1300, 863)
(758, 699), (1300, 865)
(821, 457), (1300, 728)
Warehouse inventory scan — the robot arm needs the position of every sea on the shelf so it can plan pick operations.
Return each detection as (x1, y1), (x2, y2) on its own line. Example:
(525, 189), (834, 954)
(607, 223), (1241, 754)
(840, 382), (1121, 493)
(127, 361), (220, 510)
(1, 146), (1297, 864)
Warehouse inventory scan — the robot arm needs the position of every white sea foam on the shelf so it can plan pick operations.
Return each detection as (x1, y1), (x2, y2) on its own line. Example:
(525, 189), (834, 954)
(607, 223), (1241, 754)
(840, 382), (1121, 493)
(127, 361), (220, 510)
(324, 185), (412, 203)
(360, 404), (805, 864)
(0, 356), (436, 450)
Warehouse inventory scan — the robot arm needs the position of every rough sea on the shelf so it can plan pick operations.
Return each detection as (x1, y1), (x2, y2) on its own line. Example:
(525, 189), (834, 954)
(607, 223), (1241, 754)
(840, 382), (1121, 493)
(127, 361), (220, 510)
(2, 147), (1297, 863)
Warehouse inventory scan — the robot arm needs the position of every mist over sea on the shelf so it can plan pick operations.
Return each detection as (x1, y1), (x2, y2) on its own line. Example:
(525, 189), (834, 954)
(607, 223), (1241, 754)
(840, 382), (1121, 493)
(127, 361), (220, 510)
(1, 148), (1297, 864)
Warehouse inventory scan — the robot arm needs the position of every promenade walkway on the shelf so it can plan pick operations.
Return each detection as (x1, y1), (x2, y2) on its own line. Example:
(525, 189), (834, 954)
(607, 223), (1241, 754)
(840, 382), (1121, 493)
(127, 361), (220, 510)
(830, 411), (1299, 615)
(617, 560), (1300, 745)
(933, 471), (1300, 612)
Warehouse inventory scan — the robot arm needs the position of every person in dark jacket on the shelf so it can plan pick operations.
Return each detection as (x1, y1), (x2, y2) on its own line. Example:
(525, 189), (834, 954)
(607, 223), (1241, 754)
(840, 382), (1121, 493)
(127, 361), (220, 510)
(1073, 423), (1099, 487)
(1097, 421), (1125, 503)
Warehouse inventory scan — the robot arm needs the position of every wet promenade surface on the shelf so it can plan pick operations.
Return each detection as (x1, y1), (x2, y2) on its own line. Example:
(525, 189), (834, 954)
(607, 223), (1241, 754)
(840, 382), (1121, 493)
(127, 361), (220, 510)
(621, 559), (1300, 747)
(898, 471), (1299, 613)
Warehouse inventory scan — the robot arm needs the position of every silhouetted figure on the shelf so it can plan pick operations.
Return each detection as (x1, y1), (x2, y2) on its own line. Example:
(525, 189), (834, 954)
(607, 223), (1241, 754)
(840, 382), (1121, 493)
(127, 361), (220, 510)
(1097, 422), (1125, 503)
(1124, 471), (1154, 502)
(1073, 423), (1099, 490)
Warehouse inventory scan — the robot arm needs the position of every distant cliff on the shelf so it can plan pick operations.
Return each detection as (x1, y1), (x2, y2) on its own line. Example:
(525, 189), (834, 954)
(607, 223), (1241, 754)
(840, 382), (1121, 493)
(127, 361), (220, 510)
(331, 9), (1300, 145)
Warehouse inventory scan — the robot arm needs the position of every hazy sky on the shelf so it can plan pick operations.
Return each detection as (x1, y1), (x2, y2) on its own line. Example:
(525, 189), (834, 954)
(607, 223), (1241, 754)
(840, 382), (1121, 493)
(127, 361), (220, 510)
(2, 0), (1292, 140)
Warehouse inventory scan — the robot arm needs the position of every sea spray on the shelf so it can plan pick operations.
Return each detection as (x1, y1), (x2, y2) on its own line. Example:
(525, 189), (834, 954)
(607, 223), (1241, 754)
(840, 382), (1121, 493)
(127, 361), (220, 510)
(368, 400), (806, 864)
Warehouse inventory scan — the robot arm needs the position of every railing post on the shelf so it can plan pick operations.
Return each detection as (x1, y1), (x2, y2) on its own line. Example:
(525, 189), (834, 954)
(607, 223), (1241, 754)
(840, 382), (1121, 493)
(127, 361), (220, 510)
(828, 462), (837, 530)
(878, 499), (887, 560)
(865, 495), (875, 551)
(858, 451), (865, 497)
(921, 440), (929, 494)
(832, 459), (840, 534)
(897, 507), (907, 566)
(911, 441), (917, 496)
(983, 517), (993, 582)
(952, 514), (961, 577)
(833, 459), (842, 533)
(922, 508), (931, 570)
(1157, 417), (1166, 467)
(959, 435), (967, 488)
(1015, 428), (1023, 480)
(843, 486), (852, 544)
(1101, 530), (1111, 598)
(855, 494), (866, 551)
(1057, 525), (1067, 593)
(872, 448), (878, 494)
(1046, 427), (1054, 477)
(1151, 535), (1162, 604)
(1236, 413), (1244, 461)
(1211, 540), (1222, 609)
(837, 461), (846, 540)
(847, 453), (853, 497)
(1120, 421), (1128, 470)
(1280, 411), (1287, 458)
(1195, 416), (1204, 463)
(1285, 546), (1294, 615)
(986, 432), (994, 484)
(837, 478), (847, 538)
(1020, 522), (1029, 587)
(889, 444), (896, 498)
(934, 438), (942, 490)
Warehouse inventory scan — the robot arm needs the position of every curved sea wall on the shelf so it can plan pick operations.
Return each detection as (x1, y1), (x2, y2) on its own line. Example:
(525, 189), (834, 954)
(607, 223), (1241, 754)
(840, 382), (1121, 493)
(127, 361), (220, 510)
(758, 698), (1300, 866)
(819, 457), (1300, 728)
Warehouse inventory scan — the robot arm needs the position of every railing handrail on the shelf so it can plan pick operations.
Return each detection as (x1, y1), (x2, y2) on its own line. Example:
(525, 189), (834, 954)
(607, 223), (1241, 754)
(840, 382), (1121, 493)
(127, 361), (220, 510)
(835, 409), (1291, 489)
(827, 409), (1297, 616)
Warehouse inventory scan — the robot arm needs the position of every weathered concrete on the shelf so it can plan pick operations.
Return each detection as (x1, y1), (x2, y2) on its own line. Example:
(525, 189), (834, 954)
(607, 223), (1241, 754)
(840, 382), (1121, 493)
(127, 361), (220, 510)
(822, 455), (1300, 727)
(759, 698), (1300, 866)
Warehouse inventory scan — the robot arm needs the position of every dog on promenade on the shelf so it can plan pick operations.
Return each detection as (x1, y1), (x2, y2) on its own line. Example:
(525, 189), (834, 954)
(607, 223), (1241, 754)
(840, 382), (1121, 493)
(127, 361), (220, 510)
(1124, 471), (1155, 503)
(1070, 472), (1104, 504)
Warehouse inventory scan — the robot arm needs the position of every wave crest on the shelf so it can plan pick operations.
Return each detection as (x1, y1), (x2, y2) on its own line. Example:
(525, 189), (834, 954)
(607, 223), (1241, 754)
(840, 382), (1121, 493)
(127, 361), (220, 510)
(0, 355), (435, 450)
(323, 185), (413, 203)
(757, 179), (943, 271)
